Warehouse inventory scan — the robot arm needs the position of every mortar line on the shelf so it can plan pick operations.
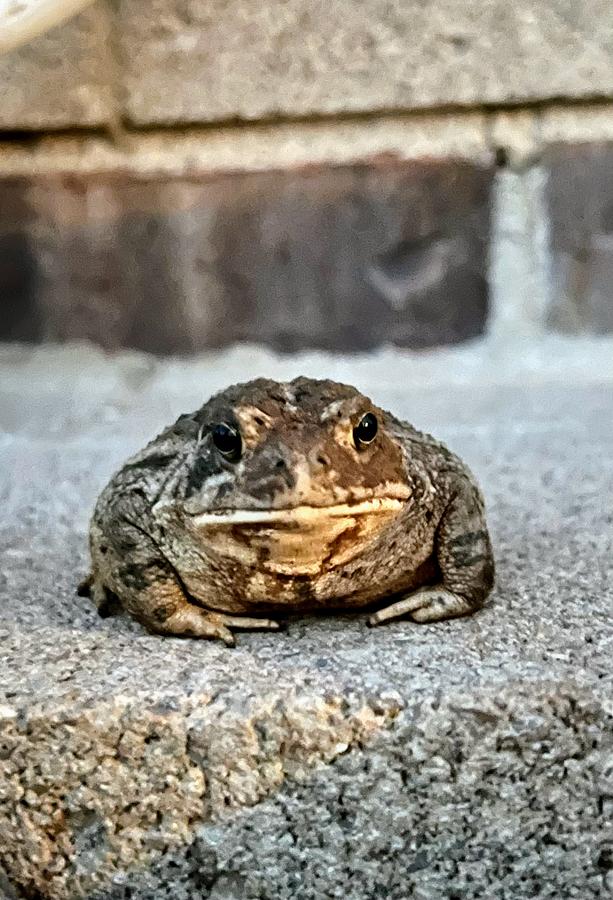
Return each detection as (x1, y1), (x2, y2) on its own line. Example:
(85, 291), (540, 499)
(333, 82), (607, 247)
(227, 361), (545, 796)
(2, 95), (613, 150)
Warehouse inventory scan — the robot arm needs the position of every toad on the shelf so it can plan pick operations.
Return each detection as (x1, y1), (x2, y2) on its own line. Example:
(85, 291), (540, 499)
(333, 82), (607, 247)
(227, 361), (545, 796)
(80, 377), (494, 645)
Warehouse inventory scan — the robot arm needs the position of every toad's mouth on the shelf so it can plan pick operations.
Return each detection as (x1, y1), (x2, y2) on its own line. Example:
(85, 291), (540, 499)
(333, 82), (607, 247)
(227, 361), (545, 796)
(190, 497), (404, 527)
(186, 498), (405, 577)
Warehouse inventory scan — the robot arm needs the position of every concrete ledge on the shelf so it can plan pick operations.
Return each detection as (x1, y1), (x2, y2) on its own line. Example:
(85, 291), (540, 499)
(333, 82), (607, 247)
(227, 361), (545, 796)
(1, 340), (613, 898)
(88, 684), (613, 900)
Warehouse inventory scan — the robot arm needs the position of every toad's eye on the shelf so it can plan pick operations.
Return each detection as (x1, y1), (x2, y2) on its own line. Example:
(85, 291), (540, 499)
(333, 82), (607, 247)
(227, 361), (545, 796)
(353, 412), (378, 449)
(212, 422), (242, 461)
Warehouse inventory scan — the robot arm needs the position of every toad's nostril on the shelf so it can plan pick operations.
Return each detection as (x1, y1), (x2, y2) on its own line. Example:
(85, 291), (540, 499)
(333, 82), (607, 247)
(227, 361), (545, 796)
(316, 455), (329, 467)
(275, 458), (287, 470)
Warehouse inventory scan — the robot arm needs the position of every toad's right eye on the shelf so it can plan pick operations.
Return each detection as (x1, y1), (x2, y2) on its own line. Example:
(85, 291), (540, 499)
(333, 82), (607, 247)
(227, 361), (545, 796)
(353, 412), (378, 450)
(212, 423), (242, 461)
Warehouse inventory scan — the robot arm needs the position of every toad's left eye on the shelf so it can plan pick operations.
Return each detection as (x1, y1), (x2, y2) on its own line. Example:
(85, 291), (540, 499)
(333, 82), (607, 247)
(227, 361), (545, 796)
(353, 412), (378, 449)
(212, 422), (242, 461)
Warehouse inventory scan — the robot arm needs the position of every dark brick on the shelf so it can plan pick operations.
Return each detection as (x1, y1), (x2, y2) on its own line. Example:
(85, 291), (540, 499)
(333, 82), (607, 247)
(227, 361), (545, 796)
(205, 162), (492, 352)
(29, 177), (198, 354)
(546, 143), (613, 334)
(0, 162), (493, 353)
(0, 178), (41, 342)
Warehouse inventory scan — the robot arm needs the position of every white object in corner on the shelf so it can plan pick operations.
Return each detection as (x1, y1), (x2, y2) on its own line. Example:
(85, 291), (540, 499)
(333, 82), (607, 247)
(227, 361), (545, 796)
(0, 0), (95, 54)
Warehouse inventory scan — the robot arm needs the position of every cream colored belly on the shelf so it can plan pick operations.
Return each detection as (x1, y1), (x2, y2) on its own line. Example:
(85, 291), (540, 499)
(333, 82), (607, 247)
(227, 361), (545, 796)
(182, 500), (415, 612)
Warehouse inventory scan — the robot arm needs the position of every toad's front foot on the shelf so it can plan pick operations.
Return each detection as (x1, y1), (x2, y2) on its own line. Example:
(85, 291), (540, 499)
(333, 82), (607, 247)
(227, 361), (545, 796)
(155, 607), (282, 646)
(368, 587), (479, 627)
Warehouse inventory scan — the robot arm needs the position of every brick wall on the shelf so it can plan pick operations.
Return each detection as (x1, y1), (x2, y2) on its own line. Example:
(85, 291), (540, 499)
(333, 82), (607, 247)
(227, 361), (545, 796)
(1, 0), (613, 353)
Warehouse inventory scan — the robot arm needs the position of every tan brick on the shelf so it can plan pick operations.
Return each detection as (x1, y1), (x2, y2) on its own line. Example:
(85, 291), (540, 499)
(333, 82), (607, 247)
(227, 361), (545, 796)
(541, 105), (613, 146)
(0, 4), (114, 130)
(118, 0), (613, 126)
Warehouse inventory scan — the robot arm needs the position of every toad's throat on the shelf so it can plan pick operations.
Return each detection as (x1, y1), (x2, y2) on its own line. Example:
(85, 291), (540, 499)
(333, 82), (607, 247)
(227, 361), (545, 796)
(189, 498), (404, 577)
(191, 497), (404, 526)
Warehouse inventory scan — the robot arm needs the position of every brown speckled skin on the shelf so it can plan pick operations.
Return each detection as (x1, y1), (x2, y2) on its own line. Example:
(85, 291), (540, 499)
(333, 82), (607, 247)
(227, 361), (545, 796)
(81, 378), (495, 645)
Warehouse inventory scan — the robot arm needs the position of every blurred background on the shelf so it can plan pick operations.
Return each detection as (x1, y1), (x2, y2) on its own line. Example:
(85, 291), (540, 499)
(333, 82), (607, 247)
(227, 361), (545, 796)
(2, 0), (613, 359)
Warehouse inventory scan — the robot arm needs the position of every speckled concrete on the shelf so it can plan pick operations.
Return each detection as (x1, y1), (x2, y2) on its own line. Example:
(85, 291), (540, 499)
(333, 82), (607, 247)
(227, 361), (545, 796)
(1, 338), (612, 899)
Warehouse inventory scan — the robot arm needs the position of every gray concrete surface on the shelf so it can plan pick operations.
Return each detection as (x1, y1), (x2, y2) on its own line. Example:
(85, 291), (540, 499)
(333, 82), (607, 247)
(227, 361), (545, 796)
(1, 338), (613, 899)
(3, 0), (613, 131)
(0, 5), (113, 131)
